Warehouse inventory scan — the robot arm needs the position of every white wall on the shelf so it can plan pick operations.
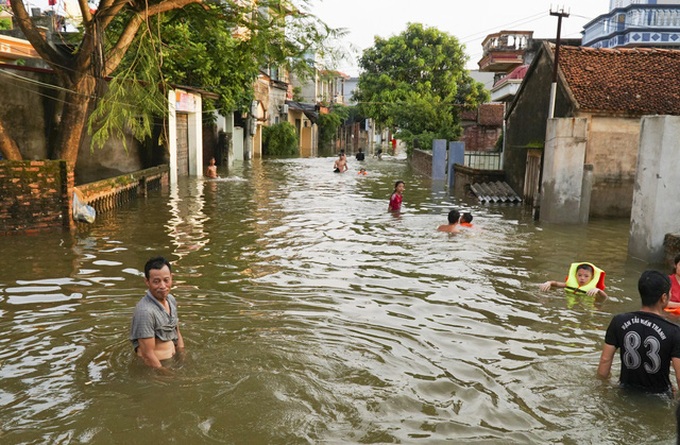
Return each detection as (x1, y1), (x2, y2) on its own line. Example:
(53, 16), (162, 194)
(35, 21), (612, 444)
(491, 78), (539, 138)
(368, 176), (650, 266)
(628, 115), (680, 263)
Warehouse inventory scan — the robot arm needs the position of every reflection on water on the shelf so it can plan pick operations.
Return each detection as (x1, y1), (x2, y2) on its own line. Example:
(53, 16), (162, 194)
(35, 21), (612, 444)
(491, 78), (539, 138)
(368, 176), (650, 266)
(0, 157), (674, 444)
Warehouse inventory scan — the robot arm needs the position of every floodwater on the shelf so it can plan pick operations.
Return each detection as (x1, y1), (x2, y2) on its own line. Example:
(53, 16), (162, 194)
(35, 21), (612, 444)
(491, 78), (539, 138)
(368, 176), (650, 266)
(0, 156), (676, 444)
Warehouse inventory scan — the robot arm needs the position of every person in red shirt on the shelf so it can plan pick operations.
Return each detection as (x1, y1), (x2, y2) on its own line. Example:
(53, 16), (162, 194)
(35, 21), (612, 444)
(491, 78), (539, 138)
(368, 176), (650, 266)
(388, 180), (404, 212)
(666, 253), (680, 312)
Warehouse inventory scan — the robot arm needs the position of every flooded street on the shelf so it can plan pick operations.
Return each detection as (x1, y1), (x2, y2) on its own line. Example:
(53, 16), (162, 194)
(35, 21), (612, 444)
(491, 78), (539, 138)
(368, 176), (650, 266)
(0, 156), (674, 444)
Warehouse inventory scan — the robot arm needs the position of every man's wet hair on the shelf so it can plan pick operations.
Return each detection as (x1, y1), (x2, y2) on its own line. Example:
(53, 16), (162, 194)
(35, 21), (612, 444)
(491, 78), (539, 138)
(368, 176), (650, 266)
(144, 256), (172, 279)
(448, 209), (461, 224)
(638, 270), (671, 307)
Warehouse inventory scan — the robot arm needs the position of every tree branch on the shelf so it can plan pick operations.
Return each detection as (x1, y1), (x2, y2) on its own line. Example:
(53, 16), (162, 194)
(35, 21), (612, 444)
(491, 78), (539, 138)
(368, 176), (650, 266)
(104, 0), (204, 75)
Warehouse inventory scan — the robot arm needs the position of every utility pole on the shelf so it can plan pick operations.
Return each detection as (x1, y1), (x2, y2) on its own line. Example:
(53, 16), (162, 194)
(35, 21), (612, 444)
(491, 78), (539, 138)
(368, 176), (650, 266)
(535, 6), (570, 221)
(548, 7), (569, 118)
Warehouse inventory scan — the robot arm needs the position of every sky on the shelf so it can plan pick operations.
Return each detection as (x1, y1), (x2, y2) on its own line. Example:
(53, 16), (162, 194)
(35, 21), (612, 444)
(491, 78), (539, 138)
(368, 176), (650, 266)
(308, 0), (611, 75)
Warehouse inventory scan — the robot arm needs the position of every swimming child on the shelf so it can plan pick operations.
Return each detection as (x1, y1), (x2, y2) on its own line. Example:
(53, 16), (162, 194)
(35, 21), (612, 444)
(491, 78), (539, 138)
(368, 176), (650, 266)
(539, 262), (608, 298)
(358, 168), (367, 175)
(388, 180), (405, 212)
(459, 212), (473, 228)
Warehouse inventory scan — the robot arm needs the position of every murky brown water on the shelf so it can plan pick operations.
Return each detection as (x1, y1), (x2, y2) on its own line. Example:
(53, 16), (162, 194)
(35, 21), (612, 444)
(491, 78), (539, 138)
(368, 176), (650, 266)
(0, 156), (675, 444)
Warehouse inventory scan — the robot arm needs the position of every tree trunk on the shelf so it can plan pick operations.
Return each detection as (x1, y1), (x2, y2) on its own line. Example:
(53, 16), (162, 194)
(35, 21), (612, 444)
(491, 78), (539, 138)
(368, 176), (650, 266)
(0, 119), (23, 160)
(53, 76), (97, 164)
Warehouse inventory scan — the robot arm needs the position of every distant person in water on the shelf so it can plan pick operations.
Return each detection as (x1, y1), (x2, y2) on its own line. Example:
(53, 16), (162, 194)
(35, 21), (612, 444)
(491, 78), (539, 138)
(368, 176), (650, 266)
(356, 148), (365, 161)
(388, 180), (405, 212)
(376, 148), (383, 160)
(358, 167), (367, 175)
(459, 212), (473, 228)
(206, 157), (218, 178)
(437, 209), (461, 233)
(333, 153), (348, 173)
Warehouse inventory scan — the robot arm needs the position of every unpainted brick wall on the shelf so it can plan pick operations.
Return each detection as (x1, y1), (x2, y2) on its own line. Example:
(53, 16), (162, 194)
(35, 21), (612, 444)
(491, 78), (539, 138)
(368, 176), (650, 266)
(0, 160), (73, 235)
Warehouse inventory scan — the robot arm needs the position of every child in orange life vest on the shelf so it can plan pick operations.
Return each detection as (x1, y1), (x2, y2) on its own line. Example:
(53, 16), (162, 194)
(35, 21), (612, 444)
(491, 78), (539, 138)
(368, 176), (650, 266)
(459, 212), (473, 228)
(358, 168), (367, 175)
(539, 262), (608, 298)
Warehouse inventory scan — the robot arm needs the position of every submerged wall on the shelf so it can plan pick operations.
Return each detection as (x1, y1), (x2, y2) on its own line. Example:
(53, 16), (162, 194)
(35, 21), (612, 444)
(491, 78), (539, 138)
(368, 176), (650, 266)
(629, 115), (680, 263)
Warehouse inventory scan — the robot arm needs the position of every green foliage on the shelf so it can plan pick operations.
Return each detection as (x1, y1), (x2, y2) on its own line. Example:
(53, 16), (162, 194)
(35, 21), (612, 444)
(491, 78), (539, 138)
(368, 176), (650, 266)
(0, 18), (11, 31)
(92, 0), (342, 150)
(318, 105), (352, 150)
(88, 30), (166, 151)
(292, 87), (304, 102)
(354, 23), (490, 151)
(263, 122), (298, 156)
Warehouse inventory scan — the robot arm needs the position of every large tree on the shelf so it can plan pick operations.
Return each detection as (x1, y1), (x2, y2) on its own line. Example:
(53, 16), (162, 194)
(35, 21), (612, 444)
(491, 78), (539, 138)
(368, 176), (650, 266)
(2, 0), (338, 163)
(354, 23), (489, 150)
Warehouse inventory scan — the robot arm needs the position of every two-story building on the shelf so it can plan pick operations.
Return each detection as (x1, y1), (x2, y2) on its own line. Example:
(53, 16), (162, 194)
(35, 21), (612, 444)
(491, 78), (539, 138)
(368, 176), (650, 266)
(583, 0), (680, 49)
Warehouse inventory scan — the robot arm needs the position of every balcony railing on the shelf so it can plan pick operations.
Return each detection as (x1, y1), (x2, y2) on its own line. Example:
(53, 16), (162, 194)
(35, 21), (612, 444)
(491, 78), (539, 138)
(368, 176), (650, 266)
(583, 6), (680, 46)
(464, 151), (502, 170)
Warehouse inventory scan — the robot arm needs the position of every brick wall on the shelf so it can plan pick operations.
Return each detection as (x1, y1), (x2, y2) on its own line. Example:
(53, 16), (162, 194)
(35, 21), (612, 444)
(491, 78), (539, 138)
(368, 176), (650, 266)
(0, 160), (74, 235)
(410, 149), (432, 176)
(462, 126), (503, 152)
(460, 103), (504, 152)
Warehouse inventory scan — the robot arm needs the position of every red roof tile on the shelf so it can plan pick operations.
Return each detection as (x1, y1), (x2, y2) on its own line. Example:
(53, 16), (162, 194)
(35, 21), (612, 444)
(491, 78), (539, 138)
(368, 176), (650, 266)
(557, 45), (680, 115)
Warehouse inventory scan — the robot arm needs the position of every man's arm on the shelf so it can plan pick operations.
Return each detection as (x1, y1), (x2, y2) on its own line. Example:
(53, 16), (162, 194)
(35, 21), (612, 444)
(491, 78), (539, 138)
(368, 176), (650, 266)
(597, 343), (616, 380)
(671, 357), (680, 395)
(176, 325), (185, 350)
(137, 337), (163, 369)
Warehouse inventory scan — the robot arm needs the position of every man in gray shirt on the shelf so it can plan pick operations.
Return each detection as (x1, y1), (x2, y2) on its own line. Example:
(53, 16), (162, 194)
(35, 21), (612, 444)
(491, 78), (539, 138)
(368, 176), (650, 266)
(130, 256), (185, 370)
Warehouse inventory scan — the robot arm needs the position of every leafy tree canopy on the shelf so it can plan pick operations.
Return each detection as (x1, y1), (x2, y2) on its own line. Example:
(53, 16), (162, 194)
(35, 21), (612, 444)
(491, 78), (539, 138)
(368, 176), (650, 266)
(353, 23), (489, 150)
(2, 0), (340, 162)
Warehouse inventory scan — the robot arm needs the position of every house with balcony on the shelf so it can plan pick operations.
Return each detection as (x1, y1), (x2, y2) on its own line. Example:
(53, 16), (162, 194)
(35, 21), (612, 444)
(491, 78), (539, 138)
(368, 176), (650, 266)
(582, 0), (680, 49)
(504, 42), (680, 218)
(292, 69), (349, 105)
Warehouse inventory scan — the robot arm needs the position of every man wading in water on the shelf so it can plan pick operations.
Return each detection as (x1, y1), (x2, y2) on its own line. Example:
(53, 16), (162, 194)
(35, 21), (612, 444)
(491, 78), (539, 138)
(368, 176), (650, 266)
(130, 256), (185, 372)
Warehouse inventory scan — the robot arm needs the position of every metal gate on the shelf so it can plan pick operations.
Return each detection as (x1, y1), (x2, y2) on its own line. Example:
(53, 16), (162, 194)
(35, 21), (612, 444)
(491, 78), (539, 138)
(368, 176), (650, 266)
(176, 113), (189, 176)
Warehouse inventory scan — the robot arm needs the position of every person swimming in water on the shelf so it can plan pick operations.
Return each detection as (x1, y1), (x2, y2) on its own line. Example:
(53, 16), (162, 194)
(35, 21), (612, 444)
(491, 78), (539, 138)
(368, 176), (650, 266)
(539, 262), (608, 298)
(437, 209), (461, 233)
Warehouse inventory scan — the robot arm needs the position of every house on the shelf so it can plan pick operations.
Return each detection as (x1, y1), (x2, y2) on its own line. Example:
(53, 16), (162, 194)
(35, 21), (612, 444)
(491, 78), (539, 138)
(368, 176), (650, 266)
(293, 69), (349, 105)
(582, 0), (680, 49)
(504, 41), (680, 217)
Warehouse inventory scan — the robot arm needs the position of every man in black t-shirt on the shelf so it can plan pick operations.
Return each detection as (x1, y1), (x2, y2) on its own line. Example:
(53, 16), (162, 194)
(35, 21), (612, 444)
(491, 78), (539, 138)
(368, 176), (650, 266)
(597, 270), (680, 394)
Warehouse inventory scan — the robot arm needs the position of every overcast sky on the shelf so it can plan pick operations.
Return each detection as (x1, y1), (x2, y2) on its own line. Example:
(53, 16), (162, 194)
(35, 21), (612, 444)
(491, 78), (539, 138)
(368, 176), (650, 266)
(309, 0), (611, 75)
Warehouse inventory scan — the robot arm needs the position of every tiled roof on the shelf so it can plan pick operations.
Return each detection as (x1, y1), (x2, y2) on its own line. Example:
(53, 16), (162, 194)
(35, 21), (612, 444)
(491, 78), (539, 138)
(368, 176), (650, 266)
(493, 64), (529, 88)
(557, 45), (680, 115)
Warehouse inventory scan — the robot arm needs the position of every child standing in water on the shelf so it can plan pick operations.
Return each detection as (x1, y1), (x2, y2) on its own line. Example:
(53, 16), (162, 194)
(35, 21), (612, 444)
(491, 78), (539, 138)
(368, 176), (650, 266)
(206, 157), (218, 178)
(388, 180), (405, 212)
